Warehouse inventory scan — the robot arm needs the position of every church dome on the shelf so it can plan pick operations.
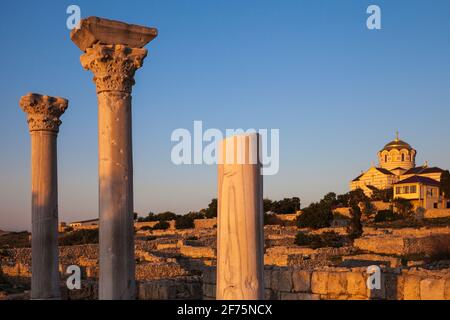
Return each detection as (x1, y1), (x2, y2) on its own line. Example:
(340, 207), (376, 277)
(377, 132), (416, 171)
(383, 139), (412, 151)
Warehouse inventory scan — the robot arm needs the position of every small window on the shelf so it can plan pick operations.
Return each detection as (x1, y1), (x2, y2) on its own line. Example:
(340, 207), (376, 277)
(434, 203), (438, 209)
(402, 154), (405, 161)
(410, 186), (417, 193)
(396, 187), (402, 194)
(385, 155), (388, 162)
(403, 186), (409, 194)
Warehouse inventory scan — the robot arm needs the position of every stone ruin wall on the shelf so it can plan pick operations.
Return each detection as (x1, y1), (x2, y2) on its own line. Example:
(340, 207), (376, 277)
(203, 266), (450, 300)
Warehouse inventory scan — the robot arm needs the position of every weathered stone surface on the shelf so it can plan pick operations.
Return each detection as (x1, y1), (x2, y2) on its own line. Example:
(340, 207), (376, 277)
(216, 134), (264, 300)
(264, 269), (272, 288)
(445, 279), (450, 300)
(346, 272), (367, 297)
(293, 270), (311, 292)
(279, 292), (298, 300)
(403, 275), (422, 300)
(277, 269), (293, 292)
(71, 18), (155, 299)
(180, 245), (215, 259)
(19, 93), (68, 300)
(264, 289), (276, 300)
(19, 93), (68, 133)
(71, 16), (157, 51)
(420, 279), (446, 300)
(311, 271), (329, 294)
(297, 293), (320, 300)
(385, 273), (402, 300)
(327, 272), (347, 295)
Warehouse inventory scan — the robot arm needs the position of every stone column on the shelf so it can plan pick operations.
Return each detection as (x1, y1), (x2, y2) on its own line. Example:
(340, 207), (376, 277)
(71, 17), (157, 300)
(216, 134), (264, 300)
(19, 93), (68, 300)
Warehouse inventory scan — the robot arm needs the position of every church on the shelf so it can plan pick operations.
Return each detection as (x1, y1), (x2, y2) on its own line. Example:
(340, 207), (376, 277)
(350, 133), (448, 209)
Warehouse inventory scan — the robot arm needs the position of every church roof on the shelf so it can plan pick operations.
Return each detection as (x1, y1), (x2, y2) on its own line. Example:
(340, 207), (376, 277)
(403, 166), (444, 175)
(352, 167), (393, 182)
(375, 167), (394, 175)
(381, 132), (414, 152)
(395, 175), (440, 187)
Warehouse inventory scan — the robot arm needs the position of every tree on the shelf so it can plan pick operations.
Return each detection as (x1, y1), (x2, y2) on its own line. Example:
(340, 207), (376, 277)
(346, 189), (365, 240)
(133, 212), (138, 221)
(175, 215), (195, 229)
(185, 211), (205, 220)
(347, 203), (363, 240)
(321, 192), (337, 208)
(440, 170), (450, 199)
(393, 198), (413, 218)
(296, 202), (333, 229)
(370, 187), (393, 203)
(336, 193), (351, 207)
(271, 197), (301, 214)
(263, 199), (273, 213)
(201, 199), (217, 218)
(152, 221), (170, 230)
(156, 211), (178, 221)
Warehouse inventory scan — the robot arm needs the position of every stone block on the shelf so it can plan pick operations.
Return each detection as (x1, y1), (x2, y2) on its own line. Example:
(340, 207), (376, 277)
(311, 271), (329, 294)
(277, 269), (293, 292)
(293, 270), (311, 292)
(420, 278), (446, 300)
(71, 16), (158, 51)
(346, 272), (367, 297)
(403, 275), (421, 300)
(327, 272), (348, 295)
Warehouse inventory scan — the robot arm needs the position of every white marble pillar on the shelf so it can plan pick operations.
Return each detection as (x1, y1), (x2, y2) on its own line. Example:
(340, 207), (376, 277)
(216, 134), (264, 300)
(19, 93), (68, 300)
(71, 17), (157, 300)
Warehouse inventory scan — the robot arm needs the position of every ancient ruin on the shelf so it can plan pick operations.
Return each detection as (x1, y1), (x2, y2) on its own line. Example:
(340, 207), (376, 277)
(217, 134), (264, 299)
(70, 17), (157, 300)
(19, 93), (68, 299)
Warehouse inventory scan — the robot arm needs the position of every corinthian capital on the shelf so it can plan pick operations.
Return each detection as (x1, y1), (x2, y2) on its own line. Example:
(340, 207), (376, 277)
(80, 44), (148, 93)
(19, 93), (68, 133)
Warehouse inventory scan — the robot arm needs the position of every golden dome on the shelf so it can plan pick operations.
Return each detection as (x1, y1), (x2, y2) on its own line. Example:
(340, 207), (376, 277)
(382, 132), (413, 151)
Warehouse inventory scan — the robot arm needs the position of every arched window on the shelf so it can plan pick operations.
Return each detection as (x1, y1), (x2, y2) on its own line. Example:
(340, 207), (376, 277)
(385, 155), (388, 162)
(402, 154), (405, 161)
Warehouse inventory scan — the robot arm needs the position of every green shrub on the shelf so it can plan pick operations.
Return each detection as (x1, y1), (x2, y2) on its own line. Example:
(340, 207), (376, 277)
(175, 215), (195, 229)
(296, 203), (333, 229)
(374, 210), (400, 222)
(156, 211), (178, 221)
(152, 221), (170, 230)
(264, 213), (280, 225)
(59, 229), (98, 246)
(295, 231), (343, 248)
(347, 205), (363, 240)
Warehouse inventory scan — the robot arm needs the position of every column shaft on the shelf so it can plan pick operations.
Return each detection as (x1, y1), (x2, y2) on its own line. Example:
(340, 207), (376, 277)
(98, 91), (135, 299)
(217, 134), (264, 300)
(31, 131), (60, 299)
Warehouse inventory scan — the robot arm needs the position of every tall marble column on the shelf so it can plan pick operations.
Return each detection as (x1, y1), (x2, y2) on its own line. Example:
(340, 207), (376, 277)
(216, 134), (264, 300)
(71, 17), (157, 300)
(19, 93), (68, 300)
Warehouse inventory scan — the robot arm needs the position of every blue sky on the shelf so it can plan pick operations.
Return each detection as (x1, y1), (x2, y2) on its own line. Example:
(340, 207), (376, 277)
(1, 0), (450, 230)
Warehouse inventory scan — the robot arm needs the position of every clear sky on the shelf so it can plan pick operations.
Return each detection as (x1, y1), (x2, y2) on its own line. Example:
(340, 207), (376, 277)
(1, 0), (450, 231)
